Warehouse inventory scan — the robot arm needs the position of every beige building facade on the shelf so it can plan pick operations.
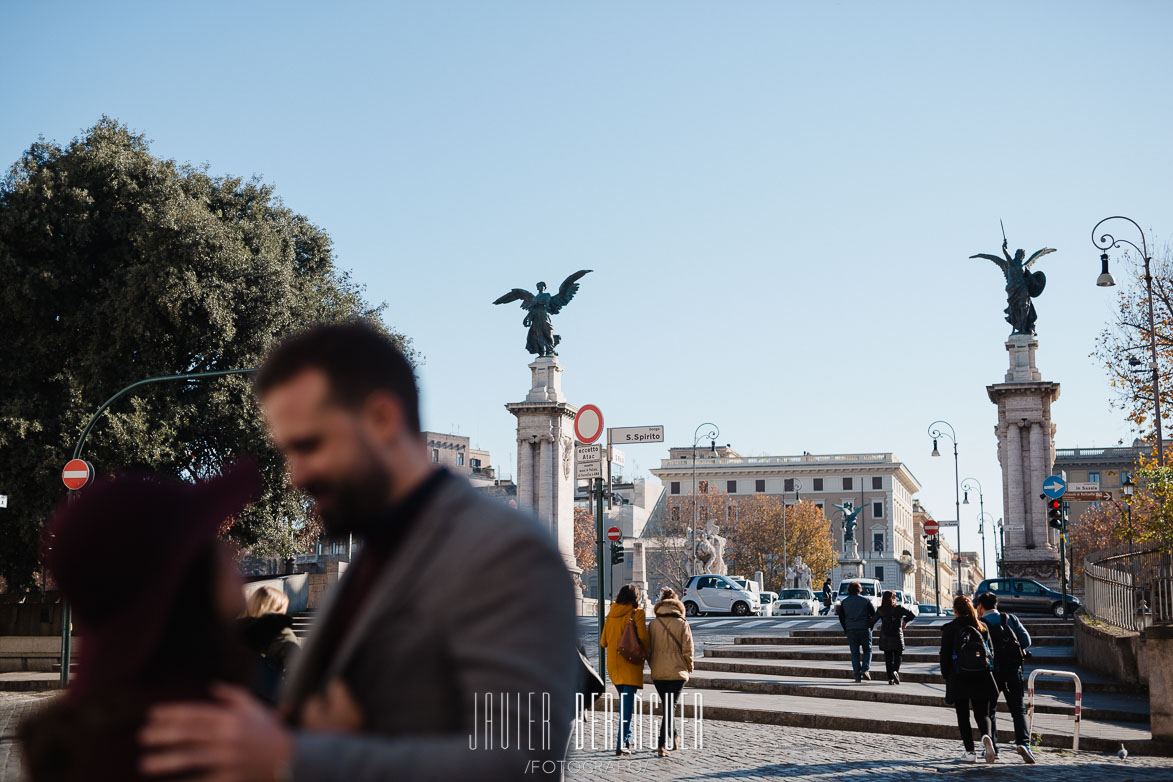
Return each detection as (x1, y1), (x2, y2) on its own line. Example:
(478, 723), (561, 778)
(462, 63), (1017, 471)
(650, 449), (922, 595)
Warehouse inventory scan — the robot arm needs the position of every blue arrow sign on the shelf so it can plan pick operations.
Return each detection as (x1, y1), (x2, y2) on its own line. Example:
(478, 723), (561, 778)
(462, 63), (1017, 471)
(1042, 475), (1067, 499)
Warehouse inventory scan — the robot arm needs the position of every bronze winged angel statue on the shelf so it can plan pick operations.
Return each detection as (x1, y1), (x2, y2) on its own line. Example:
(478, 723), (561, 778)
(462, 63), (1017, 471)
(493, 270), (592, 356)
(970, 231), (1055, 336)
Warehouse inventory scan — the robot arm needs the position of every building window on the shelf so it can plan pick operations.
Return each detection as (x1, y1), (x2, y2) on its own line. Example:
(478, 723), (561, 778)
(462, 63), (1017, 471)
(671, 506), (680, 521)
(458, 453), (464, 466)
(873, 532), (884, 553)
(875, 565), (885, 582)
(815, 502), (823, 511)
(784, 478), (795, 492)
(671, 482), (680, 495)
(699, 481), (709, 494)
(471, 458), (481, 469)
(1088, 471), (1101, 484)
(843, 477), (853, 490)
(727, 480), (737, 493)
(432, 449), (440, 463)
(873, 502), (883, 518)
(872, 476), (882, 490)
(755, 479), (766, 493)
(813, 478), (823, 491)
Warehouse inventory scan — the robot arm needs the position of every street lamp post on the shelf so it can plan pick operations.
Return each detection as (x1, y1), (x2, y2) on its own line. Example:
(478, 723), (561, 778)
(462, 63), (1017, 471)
(1094, 216), (1164, 466)
(782, 479), (802, 586)
(977, 512), (995, 581)
(962, 478), (987, 576)
(997, 518), (1006, 577)
(928, 420), (962, 596)
(691, 423), (719, 566)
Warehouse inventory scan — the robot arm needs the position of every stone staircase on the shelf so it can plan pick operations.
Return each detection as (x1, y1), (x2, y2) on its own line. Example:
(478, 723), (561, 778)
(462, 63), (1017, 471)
(647, 618), (1171, 755)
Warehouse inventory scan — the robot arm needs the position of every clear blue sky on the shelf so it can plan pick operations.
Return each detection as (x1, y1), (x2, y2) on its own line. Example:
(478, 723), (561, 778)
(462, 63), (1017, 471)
(5, 1), (1173, 571)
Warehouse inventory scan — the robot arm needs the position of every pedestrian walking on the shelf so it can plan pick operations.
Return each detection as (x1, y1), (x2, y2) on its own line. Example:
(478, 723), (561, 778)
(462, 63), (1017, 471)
(19, 464), (261, 782)
(873, 590), (915, 684)
(976, 591), (1035, 764)
(939, 594), (999, 764)
(836, 581), (876, 682)
(238, 585), (301, 702)
(821, 578), (833, 616)
(137, 322), (578, 781)
(646, 588), (694, 758)
(601, 584), (650, 756)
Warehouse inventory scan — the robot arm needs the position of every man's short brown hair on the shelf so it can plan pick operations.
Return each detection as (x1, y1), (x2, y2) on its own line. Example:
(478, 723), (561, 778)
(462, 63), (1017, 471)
(256, 321), (420, 432)
(847, 581), (861, 595)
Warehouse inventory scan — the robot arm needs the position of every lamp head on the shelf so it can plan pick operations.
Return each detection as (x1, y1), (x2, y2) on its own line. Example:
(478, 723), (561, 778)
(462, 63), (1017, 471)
(1097, 253), (1116, 287)
(931, 439), (940, 457)
(963, 490), (970, 505)
(1123, 472), (1135, 497)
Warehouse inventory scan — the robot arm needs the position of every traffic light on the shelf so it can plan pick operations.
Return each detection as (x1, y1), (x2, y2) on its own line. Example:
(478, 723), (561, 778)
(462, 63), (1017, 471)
(926, 536), (938, 561)
(610, 541), (625, 565)
(1048, 499), (1063, 529)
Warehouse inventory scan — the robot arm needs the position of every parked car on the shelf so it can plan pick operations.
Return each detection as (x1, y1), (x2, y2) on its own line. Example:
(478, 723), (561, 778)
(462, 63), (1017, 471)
(917, 602), (952, 617)
(682, 574), (762, 617)
(774, 588), (819, 615)
(832, 578), (883, 609)
(893, 590), (920, 618)
(759, 590), (779, 616)
(975, 577), (1081, 617)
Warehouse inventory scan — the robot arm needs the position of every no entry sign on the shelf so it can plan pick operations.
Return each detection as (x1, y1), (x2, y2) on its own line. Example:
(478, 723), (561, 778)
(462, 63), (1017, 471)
(607, 526), (622, 542)
(923, 519), (940, 536)
(62, 459), (93, 491)
(574, 404), (604, 444)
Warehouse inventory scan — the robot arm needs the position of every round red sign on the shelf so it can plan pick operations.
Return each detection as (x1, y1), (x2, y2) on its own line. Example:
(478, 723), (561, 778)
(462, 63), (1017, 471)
(574, 404), (604, 444)
(62, 459), (93, 491)
(924, 519), (940, 536)
(607, 526), (622, 542)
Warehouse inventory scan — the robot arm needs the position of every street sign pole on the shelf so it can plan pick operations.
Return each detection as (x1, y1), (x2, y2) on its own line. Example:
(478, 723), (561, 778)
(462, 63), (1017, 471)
(1060, 502), (1070, 620)
(934, 535), (941, 611)
(596, 475), (606, 682)
(58, 367), (257, 687)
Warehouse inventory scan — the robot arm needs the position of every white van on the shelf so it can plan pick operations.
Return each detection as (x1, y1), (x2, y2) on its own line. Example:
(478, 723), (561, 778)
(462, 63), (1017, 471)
(833, 578), (883, 610)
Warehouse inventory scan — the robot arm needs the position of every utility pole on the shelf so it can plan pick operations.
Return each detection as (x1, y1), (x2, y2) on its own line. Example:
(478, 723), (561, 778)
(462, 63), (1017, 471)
(595, 475), (606, 681)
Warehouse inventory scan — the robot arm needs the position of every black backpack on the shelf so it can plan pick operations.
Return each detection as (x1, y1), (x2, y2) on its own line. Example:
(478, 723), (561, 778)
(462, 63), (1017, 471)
(987, 616), (1025, 670)
(954, 624), (992, 673)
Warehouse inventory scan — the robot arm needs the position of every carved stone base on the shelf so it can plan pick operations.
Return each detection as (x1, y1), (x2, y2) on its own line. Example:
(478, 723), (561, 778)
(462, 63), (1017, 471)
(838, 557), (865, 581)
(1001, 557), (1065, 590)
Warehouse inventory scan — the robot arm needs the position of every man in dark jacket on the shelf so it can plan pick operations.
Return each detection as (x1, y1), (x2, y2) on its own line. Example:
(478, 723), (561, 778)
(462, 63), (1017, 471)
(976, 591), (1035, 764)
(138, 323), (578, 781)
(836, 581), (876, 682)
(821, 578), (833, 615)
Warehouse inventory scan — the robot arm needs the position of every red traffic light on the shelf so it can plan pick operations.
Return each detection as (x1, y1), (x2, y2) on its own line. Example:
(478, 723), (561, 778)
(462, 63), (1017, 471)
(1049, 499), (1061, 510)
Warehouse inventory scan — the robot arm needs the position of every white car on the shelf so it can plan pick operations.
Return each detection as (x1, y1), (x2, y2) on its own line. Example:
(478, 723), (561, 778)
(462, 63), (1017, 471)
(758, 591), (779, 616)
(682, 574), (762, 616)
(832, 578), (883, 610)
(893, 590), (920, 618)
(774, 588), (819, 615)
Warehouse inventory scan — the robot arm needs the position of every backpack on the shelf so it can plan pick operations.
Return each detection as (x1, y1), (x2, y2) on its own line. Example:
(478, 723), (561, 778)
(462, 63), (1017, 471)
(954, 623), (992, 673)
(987, 616), (1025, 670)
(617, 613), (647, 665)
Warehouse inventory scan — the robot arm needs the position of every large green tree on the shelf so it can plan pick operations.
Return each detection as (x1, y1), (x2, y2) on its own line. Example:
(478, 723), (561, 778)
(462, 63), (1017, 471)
(0, 118), (409, 590)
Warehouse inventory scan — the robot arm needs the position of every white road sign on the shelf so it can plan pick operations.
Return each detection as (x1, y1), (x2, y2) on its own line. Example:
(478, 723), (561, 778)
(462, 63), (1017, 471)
(575, 443), (603, 462)
(610, 425), (664, 444)
(576, 461), (603, 480)
(1068, 482), (1101, 493)
(609, 446), (625, 467)
(936, 520), (960, 528)
(0, 495), (6, 509)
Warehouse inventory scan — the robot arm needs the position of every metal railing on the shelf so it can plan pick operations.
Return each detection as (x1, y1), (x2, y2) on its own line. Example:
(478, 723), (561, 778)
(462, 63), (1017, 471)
(1083, 543), (1173, 631)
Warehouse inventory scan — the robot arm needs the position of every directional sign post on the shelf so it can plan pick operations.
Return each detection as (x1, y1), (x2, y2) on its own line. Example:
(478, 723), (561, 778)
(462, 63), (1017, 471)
(1065, 490), (1113, 502)
(1042, 475), (1067, 499)
(610, 425), (664, 444)
(1068, 482), (1101, 493)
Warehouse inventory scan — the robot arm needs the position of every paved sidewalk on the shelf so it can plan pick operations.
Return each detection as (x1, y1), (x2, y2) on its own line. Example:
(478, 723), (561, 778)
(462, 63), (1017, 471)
(566, 713), (1173, 781)
(0, 693), (53, 782)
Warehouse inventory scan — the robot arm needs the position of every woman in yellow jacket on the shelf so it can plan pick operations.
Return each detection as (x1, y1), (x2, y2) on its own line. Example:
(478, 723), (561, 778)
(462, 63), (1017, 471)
(600, 583), (649, 755)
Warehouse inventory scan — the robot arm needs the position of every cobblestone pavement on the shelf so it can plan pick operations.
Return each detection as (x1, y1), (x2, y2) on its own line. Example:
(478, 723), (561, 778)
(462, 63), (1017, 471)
(566, 713), (1173, 781)
(7, 692), (1172, 782)
(0, 693), (52, 782)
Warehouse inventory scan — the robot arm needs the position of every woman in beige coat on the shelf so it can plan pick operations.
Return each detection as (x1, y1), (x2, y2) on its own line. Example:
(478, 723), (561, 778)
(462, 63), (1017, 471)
(646, 588), (694, 757)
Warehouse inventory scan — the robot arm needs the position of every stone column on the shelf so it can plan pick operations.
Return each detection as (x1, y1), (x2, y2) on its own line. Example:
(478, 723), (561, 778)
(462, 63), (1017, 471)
(988, 334), (1062, 588)
(507, 356), (582, 598)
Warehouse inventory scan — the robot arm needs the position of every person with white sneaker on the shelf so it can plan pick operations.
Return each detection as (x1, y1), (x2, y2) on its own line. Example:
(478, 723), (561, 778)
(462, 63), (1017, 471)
(939, 595), (999, 764)
(976, 591), (1036, 764)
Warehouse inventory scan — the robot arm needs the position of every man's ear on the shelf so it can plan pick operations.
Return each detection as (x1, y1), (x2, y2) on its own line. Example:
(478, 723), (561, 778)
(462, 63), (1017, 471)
(362, 391), (406, 444)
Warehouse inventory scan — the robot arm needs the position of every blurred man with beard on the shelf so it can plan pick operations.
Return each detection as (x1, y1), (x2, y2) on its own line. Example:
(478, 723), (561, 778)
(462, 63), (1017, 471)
(138, 321), (578, 781)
